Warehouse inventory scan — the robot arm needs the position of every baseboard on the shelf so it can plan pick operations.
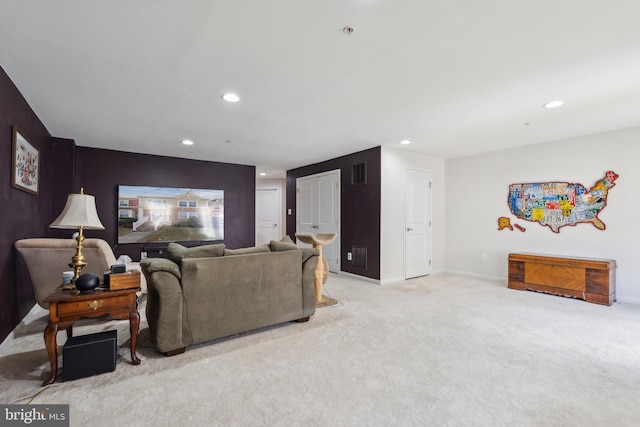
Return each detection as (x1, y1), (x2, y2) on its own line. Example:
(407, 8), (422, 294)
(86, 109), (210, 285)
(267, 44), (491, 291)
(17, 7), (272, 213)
(380, 276), (405, 286)
(616, 296), (640, 305)
(337, 271), (381, 285)
(380, 270), (447, 286)
(339, 270), (507, 287)
(445, 269), (507, 284)
(445, 270), (640, 305)
(0, 330), (15, 355)
(0, 303), (41, 354)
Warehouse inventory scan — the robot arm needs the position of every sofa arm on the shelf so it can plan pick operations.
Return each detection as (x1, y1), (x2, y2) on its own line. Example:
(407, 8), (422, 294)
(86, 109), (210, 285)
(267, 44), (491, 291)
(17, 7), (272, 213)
(143, 260), (192, 353)
(140, 258), (182, 280)
(301, 248), (319, 317)
(301, 247), (319, 265)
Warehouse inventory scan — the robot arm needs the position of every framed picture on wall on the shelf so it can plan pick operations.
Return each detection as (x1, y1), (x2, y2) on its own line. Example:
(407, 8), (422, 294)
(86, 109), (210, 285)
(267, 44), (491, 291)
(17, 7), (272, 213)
(11, 125), (39, 195)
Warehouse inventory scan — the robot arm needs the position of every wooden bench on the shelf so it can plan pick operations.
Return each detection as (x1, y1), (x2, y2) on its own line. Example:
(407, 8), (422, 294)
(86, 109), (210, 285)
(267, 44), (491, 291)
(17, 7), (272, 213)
(508, 253), (616, 306)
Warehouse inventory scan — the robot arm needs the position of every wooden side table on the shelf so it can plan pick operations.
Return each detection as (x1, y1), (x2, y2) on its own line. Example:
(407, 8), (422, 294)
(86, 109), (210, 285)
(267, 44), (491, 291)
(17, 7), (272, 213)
(42, 287), (141, 386)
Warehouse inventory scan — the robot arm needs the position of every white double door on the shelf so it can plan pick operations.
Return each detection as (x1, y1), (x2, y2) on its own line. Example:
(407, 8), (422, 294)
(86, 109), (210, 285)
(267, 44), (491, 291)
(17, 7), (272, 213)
(296, 170), (340, 273)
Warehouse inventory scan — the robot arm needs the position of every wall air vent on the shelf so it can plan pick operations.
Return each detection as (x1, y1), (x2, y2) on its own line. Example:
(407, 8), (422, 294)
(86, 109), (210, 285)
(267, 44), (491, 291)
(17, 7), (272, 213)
(352, 246), (367, 269)
(351, 162), (367, 185)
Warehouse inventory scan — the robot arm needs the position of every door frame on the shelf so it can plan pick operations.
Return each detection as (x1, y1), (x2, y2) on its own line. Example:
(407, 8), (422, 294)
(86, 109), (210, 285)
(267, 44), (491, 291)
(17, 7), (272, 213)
(296, 169), (341, 272)
(404, 167), (432, 279)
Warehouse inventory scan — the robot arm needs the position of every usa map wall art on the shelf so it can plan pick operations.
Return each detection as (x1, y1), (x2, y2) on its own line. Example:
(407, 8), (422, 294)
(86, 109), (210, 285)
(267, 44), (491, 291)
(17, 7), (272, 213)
(504, 171), (618, 233)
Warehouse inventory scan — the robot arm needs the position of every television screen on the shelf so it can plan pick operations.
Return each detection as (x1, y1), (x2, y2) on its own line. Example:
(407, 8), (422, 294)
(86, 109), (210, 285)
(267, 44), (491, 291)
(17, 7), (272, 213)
(117, 185), (224, 244)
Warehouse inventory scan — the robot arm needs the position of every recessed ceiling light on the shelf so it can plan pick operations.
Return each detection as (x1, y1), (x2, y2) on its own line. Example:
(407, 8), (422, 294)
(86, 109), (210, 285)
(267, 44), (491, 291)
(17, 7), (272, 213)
(400, 139), (411, 145)
(222, 93), (240, 103)
(182, 139), (194, 146)
(259, 172), (267, 176)
(543, 100), (564, 109)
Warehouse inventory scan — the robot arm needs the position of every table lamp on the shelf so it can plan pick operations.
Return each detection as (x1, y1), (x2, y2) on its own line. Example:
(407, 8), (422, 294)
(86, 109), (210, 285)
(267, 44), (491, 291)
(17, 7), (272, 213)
(50, 188), (105, 289)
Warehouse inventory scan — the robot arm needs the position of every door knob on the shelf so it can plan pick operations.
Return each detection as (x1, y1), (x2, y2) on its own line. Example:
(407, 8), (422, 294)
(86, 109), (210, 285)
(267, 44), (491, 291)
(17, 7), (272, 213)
(406, 227), (413, 232)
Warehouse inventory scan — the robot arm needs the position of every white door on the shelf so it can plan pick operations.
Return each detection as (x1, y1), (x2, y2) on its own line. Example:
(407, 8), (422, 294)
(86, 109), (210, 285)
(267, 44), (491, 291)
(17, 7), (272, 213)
(256, 188), (281, 246)
(405, 168), (432, 279)
(296, 170), (340, 272)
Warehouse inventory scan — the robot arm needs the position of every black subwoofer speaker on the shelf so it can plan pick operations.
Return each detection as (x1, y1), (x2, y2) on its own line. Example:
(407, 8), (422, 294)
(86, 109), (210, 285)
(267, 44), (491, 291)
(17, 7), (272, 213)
(63, 330), (117, 381)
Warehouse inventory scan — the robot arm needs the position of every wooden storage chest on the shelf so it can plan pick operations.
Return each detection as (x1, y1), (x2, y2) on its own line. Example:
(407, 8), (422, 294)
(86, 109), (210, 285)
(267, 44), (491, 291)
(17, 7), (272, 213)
(508, 253), (616, 306)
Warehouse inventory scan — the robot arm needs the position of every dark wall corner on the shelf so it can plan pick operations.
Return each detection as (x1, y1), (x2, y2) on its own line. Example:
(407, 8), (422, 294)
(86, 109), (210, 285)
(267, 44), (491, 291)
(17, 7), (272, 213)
(0, 66), (258, 343)
(50, 138), (77, 238)
(286, 146), (382, 280)
(0, 66), (54, 341)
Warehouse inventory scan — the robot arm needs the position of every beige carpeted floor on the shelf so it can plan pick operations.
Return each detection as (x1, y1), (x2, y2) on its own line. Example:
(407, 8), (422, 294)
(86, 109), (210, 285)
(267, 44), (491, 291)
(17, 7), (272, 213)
(1, 273), (639, 426)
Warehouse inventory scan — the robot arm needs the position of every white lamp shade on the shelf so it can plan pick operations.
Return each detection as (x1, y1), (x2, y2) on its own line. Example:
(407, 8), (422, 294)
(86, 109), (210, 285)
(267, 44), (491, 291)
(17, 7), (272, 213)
(50, 193), (105, 230)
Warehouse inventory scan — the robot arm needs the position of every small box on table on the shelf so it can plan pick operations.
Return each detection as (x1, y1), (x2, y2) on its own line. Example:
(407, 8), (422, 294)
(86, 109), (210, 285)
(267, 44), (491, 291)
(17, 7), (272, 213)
(104, 271), (141, 290)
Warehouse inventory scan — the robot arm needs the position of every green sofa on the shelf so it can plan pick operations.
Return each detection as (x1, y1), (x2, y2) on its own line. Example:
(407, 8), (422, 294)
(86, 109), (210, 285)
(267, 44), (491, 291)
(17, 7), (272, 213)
(140, 240), (319, 355)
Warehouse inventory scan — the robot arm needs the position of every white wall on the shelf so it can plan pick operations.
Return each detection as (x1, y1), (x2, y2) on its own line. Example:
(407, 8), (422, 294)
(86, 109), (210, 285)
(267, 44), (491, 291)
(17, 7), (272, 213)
(381, 147), (446, 284)
(445, 126), (640, 303)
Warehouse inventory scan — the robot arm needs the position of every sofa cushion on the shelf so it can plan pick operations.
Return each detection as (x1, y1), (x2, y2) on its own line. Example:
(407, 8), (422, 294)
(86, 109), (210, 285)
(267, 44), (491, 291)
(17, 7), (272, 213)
(270, 240), (299, 252)
(224, 244), (271, 256)
(280, 235), (295, 244)
(167, 242), (225, 264)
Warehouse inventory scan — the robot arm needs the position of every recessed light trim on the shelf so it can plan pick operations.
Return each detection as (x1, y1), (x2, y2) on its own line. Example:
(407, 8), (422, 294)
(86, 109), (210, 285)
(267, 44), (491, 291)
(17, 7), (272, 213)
(222, 93), (240, 103)
(543, 100), (564, 109)
(181, 139), (194, 146)
(400, 139), (411, 145)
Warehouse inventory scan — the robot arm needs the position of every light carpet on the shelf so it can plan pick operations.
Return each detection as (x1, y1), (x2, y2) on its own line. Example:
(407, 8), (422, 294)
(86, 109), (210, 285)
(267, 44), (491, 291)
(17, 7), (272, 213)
(1, 273), (639, 426)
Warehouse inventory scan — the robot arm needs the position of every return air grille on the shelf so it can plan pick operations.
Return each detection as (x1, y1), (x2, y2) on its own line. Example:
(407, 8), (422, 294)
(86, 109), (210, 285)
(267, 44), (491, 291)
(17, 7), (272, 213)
(352, 246), (367, 269)
(351, 162), (367, 185)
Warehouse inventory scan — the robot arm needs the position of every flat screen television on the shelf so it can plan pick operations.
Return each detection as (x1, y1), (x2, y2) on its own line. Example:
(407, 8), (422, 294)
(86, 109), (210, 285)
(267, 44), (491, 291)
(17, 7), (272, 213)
(117, 185), (224, 244)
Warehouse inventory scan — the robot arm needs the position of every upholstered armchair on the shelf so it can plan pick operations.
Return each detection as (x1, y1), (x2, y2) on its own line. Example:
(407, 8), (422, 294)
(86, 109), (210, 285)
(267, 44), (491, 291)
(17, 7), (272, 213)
(15, 238), (117, 308)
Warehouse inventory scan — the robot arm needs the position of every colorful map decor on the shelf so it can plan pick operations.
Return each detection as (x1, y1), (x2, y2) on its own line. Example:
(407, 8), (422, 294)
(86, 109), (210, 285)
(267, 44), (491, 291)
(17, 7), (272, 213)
(507, 171), (618, 233)
(497, 217), (526, 232)
(498, 216), (527, 232)
(498, 217), (513, 230)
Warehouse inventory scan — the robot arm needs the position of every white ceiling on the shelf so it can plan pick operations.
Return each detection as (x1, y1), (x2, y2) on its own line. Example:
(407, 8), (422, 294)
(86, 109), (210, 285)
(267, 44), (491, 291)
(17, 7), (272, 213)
(2, 1), (640, 178)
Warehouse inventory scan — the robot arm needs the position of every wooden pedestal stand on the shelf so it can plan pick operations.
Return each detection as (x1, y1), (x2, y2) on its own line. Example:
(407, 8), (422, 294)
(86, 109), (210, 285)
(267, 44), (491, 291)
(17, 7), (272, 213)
(295, 232), (337, 307)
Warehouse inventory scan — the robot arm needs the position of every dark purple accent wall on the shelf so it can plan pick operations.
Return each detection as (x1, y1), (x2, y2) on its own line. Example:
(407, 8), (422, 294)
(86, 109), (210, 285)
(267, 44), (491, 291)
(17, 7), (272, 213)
(286, 147), (381, 280)
(0, 66), (54, 340)
(50, 137), (77, 239)
(0, 66), (257, 344)
(74, 147), (256, 260)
